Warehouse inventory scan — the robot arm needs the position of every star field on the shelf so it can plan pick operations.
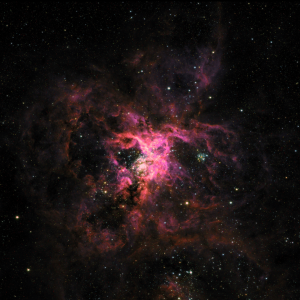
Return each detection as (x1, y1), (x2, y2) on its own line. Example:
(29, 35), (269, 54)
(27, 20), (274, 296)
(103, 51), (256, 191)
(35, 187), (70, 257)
(1, 3), (300, 300)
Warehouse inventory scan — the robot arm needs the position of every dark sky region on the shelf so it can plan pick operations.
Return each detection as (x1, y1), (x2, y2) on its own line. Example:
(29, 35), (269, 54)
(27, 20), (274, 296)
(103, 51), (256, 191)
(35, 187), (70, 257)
(1, 2), (300, 300)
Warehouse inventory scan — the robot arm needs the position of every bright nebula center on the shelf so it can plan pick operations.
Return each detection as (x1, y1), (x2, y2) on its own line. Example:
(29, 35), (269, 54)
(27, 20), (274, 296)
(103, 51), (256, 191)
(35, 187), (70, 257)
(132, 156), (153, 178)
(132, 153), (168, 180)
(131, 136), (170, 181)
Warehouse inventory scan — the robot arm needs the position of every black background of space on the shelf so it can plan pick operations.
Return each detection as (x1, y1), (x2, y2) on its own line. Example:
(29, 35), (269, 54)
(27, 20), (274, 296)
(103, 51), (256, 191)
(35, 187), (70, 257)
(1, 2), (300, 299)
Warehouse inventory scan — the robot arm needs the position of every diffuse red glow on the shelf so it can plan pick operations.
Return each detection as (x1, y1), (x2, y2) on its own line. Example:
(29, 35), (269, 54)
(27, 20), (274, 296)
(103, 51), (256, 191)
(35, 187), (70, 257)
(19, 44), (271, 299)
(67, 89), (239, 254)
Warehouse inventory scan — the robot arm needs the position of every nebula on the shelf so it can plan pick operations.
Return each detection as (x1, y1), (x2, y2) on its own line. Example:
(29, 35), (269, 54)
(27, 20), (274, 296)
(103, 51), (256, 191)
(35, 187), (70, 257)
(18, 34), (272, 300)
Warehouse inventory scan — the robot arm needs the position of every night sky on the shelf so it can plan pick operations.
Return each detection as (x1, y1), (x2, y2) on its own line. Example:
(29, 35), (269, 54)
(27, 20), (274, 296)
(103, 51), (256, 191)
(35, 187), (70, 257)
(1, 2), (300, 300)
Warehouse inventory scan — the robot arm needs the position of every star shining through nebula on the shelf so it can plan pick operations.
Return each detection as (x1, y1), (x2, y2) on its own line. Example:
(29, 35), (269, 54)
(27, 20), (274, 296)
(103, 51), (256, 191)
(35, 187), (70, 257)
(2, 3), (300, 300)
